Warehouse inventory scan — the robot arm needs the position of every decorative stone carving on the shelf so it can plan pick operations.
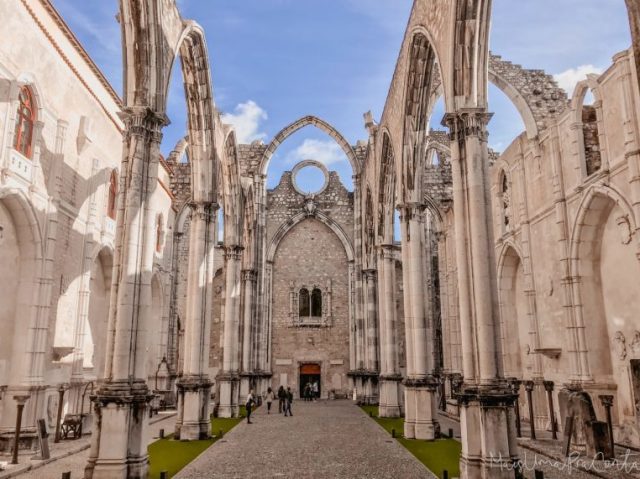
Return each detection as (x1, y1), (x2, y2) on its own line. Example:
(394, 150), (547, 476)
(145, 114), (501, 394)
(303, 198), (317, 217)
(613, 331), (627, 360)
(616, 215), (633, 245)
(630, 331), (640, 355)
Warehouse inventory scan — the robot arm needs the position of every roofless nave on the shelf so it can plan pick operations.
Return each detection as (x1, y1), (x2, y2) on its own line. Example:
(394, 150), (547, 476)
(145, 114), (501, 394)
(1, 1), (640, 478)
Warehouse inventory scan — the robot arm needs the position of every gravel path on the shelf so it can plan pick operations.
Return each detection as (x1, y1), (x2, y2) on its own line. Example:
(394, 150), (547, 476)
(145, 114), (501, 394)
(176, 400), (436, 479)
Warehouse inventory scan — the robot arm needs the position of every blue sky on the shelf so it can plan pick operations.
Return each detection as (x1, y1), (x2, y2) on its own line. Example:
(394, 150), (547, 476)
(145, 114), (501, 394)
(52, 0), (630, 190)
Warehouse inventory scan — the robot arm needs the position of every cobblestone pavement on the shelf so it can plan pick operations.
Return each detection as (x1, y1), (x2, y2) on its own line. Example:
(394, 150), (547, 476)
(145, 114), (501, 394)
(2, 412), (176, 479)
(176, 400), (436, 479)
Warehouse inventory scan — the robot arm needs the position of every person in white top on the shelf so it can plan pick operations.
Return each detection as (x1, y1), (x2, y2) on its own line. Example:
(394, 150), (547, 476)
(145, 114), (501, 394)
(265, 387), (276, 414)
(245, 390), (255, 424)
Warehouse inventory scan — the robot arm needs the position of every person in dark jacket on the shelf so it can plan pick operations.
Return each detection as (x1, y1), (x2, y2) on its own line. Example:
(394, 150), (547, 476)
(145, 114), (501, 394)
(277, 385), (286, 414)
(284, 387), (293, 416)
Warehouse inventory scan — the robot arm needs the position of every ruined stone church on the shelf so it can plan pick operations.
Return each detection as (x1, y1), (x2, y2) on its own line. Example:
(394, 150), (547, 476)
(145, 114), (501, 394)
(1, 0), (640, 478)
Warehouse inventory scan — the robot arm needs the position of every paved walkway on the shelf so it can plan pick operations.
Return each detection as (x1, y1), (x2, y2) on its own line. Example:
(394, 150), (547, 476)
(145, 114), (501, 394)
(177, 400), (435, 479)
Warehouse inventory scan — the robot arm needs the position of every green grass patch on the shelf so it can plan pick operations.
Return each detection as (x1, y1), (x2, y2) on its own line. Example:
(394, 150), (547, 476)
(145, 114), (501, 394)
(147, 414), (244, 478)
(360, 405), (461, 479)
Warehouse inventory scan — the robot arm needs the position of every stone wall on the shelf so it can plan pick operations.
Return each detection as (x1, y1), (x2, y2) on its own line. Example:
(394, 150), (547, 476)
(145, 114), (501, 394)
(267, 170), (354, 398)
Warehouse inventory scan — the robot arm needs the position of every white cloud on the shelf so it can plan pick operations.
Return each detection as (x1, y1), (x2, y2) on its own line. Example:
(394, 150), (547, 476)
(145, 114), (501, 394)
(553, 65), (603, 96)
(221, 101), (268, 144)
(286, 139), (345, 166)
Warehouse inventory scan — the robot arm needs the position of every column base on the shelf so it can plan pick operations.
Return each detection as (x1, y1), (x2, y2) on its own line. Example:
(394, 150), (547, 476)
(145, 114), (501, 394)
(378, 375), (402, 417)
(217, 373), (240, 418)
(404, 378), (439, 440)
(87, 380), (153, 479)
(175, 375), (212, 440)
(457, 383), (520, 479)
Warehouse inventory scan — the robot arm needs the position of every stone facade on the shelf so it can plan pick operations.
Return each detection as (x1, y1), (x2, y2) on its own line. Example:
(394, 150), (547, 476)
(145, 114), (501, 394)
(267, 170), (354, 398)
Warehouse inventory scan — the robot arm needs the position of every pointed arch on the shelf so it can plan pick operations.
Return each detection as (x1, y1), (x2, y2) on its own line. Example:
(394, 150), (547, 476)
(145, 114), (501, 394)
(267, 211), (355, 264)
(377, 131), (396, 244)
(259, 115), (360, 175)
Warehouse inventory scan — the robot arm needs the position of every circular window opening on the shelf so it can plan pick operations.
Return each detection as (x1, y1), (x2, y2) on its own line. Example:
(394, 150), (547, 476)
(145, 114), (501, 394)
(292, 161), (329, 195)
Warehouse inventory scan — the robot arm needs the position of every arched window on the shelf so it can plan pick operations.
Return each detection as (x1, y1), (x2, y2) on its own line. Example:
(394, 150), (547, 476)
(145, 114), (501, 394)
(311, 288), (322, 317)
(13, 86), (35, 158)
(581, 88), (602, 176)
(107, 170), (118, 219)
(299, 288), (310, 317)
(156, 214), (163, 253)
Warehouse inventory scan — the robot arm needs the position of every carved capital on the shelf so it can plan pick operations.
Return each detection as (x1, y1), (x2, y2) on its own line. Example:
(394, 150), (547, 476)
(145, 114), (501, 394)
(241, 269), (257, 282)
(120, 107), (169, 143)
(190, 201), (217, 222)
(598, 394), (614, 408)
(542, 380), (554, 392)
(224, 245), (243, 261)
(362, 268), (377, 282)
(378, 243), (396, 261)
(442, 109), (493, 143)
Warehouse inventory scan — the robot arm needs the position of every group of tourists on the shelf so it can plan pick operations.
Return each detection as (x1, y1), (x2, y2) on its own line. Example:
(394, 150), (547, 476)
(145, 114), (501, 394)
(245, 385), (294, 423)
(302, 381), (319, 401)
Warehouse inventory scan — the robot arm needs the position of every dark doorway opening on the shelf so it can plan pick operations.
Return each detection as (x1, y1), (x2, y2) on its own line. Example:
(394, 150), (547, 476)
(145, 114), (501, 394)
(631, 359), (640, 418)
(299, 363), (321, 399)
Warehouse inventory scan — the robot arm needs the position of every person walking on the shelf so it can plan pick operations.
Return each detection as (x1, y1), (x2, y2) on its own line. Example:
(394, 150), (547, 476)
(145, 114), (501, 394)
(277, 385), (286, 414)
(245, 390), (255, 424)
(312, 381), (319, 400)
(284, 387), (293, 416)
(265, 387), (275, 414)
(304, 382), (311, 402)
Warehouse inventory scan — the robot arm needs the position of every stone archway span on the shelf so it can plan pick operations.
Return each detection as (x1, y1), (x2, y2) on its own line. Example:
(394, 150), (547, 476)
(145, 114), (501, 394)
(569, 184), (638, 273)
(267, 211), (355, 264)
(259, 115), (360, 175)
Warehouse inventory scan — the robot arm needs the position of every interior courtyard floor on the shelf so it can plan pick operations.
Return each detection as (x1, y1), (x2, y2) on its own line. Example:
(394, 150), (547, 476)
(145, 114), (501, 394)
(176, 400), (435, 479)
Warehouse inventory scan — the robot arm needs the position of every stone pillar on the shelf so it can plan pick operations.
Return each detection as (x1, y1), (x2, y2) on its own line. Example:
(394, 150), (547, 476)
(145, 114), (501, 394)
(175, 202), (216, 440)
(363, 269), (379, 404)
(399, 204), (439, 440)
(378, 245), (402, 417)
(444, 110), (519, 478)
(218, 245), (243, 418)
(240, 269), (257, 397)
(86, 108), (166, 479)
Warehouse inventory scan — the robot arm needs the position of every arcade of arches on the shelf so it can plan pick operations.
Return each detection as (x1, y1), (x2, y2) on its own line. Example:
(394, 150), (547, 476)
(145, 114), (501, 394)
(1, 1), (640, 478)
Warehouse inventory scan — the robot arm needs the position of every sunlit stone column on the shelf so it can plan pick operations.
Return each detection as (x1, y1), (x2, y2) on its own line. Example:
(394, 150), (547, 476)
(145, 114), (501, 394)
(87, 107), (167, 479)
(362, 269), (379, 404)
(399, 203), (439, 440)
(175, 202), (216, 440)
(240, 269), (257, 398)
(218, 245), (243, 418)
(445, 110), (519, 479)
(377, 244), (401, 417)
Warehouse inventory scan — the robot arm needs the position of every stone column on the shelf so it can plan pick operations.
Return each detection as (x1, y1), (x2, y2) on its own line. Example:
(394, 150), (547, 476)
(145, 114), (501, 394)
(240, 269), (257, 397)
(377, 245), (402, 417)
(87, 108), (166, 479)
(175, 202), (216, 440)
(399, 203), (439, 440)
(218, 245), (243, 418)
(444, 110), (519, 479)
(362, 269), (379, 404)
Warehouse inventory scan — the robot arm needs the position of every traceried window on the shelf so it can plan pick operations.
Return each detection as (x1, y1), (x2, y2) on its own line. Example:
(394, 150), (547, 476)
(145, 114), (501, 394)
(291, 282), (332, 327)
(299, 288), (310, 317)
(298, 287), (323, 321)
(107, 170), (118, 219)
(311, 288), (322, 317)
(13, 86), (35, 158)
